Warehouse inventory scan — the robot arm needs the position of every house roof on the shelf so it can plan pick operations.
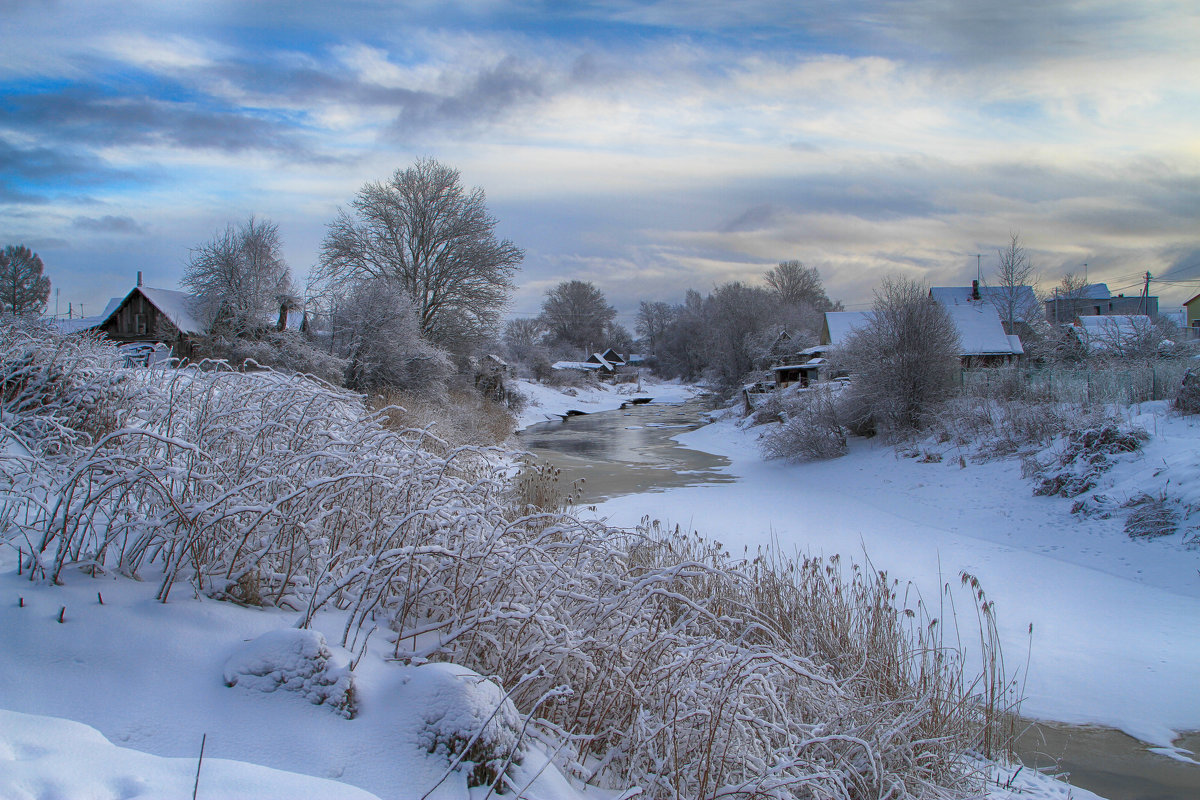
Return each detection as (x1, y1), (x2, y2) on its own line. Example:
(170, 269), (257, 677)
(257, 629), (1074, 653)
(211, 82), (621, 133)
(552, 360), (602, 371)
(823, 311), (873, 346)
(1184, 292), (1200, 308)
(100, 286), (206, 335)
(1046, 283), (1110, 301)
(944, 303), (1021, 355)
(1075, 315), (1154, 351)
(587, 353), (614, 371)
(931, 285), (1039, 318)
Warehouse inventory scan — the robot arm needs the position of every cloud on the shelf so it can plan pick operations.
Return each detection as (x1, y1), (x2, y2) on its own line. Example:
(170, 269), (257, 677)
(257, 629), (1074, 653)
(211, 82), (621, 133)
(71, 215), (146, 235)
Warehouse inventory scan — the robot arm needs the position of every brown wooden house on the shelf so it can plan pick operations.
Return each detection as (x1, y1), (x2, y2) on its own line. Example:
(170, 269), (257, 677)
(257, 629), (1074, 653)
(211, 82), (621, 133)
(96, 278), (206, 359)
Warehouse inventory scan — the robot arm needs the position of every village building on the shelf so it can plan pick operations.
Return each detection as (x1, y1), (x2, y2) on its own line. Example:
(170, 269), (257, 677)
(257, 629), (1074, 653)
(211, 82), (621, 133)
(94, 273), (205, 359)
(820, 297), (1022, 369)
(1044, 282), (1158, 323)
(1184, 293), (1200, 329)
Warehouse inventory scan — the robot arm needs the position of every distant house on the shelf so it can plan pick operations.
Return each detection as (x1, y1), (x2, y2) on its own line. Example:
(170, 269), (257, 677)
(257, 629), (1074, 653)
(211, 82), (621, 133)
(47, 296), (123, 335)
(1044, 282), (1158, 323)
(821, 300), (1022, 369)
(95, 275), (205, 359)
(1074, 315), (1156, 354)
(1185, 293), (1200, 329)
(931, 281), (1038, 333)
(598, 348), (626, 366)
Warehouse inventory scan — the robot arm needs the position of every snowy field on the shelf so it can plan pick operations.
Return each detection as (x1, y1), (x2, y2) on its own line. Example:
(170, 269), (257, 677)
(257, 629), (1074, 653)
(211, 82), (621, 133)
(596, 402), (1200, 758)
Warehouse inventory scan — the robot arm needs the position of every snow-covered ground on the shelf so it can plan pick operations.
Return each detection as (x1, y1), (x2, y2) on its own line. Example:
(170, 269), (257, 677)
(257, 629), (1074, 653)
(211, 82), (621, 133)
(596, 402), (1200, 758)
(512, 376), (700, 429)
(6, 369), (1185, 800)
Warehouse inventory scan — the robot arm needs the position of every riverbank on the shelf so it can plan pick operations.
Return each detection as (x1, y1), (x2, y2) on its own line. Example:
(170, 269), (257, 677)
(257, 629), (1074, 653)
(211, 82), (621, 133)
(589, 408), (1200, 787)
(512, 376), (701, 430)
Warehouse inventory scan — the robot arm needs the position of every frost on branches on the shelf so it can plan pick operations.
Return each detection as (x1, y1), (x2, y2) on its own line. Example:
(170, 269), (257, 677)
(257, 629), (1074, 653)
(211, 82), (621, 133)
(1, 318), (1012, 800)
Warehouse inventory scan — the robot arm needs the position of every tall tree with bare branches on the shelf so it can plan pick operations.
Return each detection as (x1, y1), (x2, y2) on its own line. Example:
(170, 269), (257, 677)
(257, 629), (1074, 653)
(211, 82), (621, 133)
(986, 233), (1039, 332)
(316, 158), (523, 352)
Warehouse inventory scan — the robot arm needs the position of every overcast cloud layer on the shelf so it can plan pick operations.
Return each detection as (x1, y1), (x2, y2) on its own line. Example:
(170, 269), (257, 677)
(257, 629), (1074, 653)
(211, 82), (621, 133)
(3, 0), (1198, 323)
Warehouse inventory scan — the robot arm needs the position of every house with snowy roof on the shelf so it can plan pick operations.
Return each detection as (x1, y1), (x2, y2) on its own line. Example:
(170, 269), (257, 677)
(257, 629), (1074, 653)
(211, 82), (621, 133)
(95, 273), (207, 359)
(930, 281), (1039, 334)
(821, 299), (1022, 369)
(1044, 282), (1158, 323)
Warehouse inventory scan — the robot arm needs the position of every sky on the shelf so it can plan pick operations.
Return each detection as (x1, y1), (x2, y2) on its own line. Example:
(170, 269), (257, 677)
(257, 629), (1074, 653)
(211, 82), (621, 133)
(3, 0), (1199, 329)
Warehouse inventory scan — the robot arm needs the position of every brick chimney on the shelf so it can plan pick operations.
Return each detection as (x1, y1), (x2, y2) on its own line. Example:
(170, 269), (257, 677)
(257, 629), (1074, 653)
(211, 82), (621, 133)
(137, 271), (143, 287)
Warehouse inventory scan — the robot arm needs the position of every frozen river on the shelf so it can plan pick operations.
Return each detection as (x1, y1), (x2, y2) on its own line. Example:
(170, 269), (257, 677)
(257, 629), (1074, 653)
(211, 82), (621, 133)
(521, 399), (1200, 800)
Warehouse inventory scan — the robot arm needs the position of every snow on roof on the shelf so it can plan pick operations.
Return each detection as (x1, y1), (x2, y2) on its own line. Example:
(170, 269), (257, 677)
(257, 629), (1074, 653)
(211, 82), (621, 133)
(1006, 335), (1024, 356)
(1047, 283), (1110, 301)
(552, 360), (602, 371)
(823, 311), (873, 346)
(931, 285), (1038, 311)
(944, 303), (1020, 355)
(773, 362), (822, 371)
(47, 297), (124, 335)
(587, 353), (614, 370)
(800, 345), (828, 355)
(118, 286), (206, 335)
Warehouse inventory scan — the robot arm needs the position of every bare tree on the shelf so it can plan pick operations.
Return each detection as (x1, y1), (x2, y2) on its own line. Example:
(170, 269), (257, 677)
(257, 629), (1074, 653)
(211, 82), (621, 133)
(183, 217), (293, 336)
(317, 158), (523, 353)
(1049, 271), (1091, 324)
(636, 301), (675, 357)
(764, 260), (840, 311)
(540, 280), (616, 353)
(986, 233), (1039, 332)
(1, 245), (51, 315)
(841, 276), (960, 432)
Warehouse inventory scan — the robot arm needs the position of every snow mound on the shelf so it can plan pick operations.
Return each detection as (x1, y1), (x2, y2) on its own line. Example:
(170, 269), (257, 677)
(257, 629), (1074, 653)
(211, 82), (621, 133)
(409, 663), (524, 789)
(223, 629), (355, 718)
(0, 708), (381, 800)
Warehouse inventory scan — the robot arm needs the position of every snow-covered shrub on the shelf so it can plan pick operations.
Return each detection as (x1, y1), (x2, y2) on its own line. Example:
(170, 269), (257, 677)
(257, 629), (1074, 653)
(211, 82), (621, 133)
(339, 279), (453, 397)
(199, 330), (347, 385)
(1031, 425), (1147, 498)
(759, 385), (847, 462)
(409, 663), (523, 789)
(0, 319), (131, 452)
(1174, 369), (1200, 415)
(223, 629), (355, 718)
(1123, 493), (1179, 539)
(373, 386), (515, 448)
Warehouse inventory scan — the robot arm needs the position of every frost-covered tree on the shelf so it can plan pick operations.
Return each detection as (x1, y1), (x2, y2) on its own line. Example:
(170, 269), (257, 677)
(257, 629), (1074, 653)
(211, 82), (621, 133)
(317, 158), (523, 353)
(183, 217), (294, 336)
(986, 233), (1039, 332)
(765, 260), (839, 312)
(539, 280), (616, 353)
(339, 278), (452, 396)
(636, 301), (675, 357)
(1, 245), (51, 316)
(841, 276), (960, 432)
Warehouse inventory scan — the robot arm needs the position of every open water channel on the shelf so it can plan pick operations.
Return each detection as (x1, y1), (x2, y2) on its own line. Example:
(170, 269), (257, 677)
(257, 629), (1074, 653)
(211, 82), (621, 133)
(518, 399), (1200, 800)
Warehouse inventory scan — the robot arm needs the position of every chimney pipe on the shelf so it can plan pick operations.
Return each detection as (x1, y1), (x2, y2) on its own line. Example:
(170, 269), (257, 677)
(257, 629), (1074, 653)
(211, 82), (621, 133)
(137, 271), (143, 287)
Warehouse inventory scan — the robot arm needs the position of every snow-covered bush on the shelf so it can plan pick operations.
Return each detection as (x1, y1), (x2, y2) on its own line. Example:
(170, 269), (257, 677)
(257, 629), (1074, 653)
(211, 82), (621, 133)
(4, 319), (1013, 800)
(0, 318), (132, 452)
(1031, 425), (1147, 498)
(1174, 369), (1200, 415)
(1122, 493), (1179, 539)
(759, 385), (847, 461)
(409, 663), (523, 789)
(199, 330), (347, 385)
(224, 629), (355, 718)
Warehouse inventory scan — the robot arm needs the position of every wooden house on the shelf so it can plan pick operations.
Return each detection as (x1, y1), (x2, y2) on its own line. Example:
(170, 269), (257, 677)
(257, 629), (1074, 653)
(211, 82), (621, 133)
(95, 276), (205, 359)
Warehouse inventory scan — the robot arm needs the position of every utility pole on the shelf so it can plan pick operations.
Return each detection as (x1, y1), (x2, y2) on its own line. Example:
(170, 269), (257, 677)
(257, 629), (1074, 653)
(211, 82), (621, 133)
(1139, 271), (1151, 315)
(975, 254), (982, 284)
